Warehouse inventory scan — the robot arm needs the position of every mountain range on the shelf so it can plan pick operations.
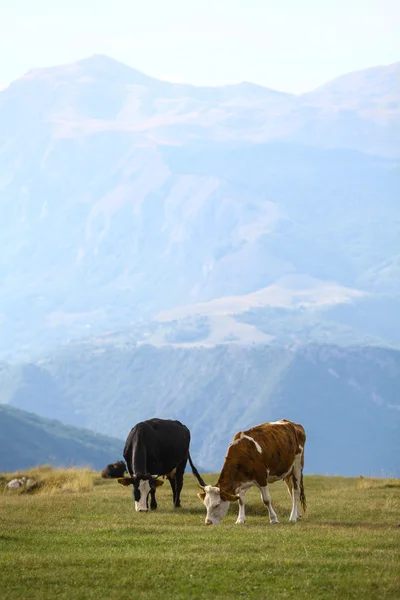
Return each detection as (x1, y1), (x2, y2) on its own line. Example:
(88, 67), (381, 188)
(1, 343), (399, 476)
(0, 55), (399, 476)
(0, 55), (399, 360)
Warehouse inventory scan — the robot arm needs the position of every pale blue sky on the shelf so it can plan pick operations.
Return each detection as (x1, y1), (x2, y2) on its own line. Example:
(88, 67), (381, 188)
(1, 0), (400, 92)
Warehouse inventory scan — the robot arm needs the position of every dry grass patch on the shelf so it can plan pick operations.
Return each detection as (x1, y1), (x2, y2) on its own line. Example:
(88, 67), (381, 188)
(36, 467), (94, 494)
(357, 476), (400, 490)
(1, 466), (95, 495)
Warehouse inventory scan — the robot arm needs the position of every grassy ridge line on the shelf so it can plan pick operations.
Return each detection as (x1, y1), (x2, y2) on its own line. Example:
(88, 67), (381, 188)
(0, 472), (399, 600)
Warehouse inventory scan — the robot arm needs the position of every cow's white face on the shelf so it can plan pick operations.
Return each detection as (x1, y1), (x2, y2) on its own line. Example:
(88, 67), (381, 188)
(135, 479), (151, 512)
(198, 485), (232, 525)
(117, 475), (164, 511)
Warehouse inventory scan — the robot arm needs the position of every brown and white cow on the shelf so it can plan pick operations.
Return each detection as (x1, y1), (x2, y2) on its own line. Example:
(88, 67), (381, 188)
(198, 419), (306, 525)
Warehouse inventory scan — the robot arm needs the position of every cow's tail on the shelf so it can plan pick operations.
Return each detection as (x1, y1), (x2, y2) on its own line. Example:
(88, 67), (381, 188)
(188, 451), (206, 487)
(300, 472), (306, 513)
(294, 424), (306, 514)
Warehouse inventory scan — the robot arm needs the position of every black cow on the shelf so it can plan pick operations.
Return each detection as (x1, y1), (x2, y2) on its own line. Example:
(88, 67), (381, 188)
(101, 461), (126, 479)
(116, 418), (205, 512)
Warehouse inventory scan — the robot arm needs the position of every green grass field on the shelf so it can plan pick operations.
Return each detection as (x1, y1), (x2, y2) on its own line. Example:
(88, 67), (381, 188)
(0, 469), (399, 599)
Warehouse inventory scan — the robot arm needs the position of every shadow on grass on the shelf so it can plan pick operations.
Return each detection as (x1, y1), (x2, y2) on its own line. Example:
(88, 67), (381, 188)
(317, 521), (397, 529)
(0, 534), (18, 541)
(167, 506), (206, 515)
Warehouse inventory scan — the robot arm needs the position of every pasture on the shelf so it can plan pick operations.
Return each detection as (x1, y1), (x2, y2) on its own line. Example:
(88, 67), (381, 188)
(0, 468), (399, 599)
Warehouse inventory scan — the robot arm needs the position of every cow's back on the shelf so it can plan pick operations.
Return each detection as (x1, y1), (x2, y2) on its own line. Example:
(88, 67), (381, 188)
(247, 419), (305, 449)
(279, 419), (306, 448)
(224, 419), (305, 484)
(123, 419), (190, 475)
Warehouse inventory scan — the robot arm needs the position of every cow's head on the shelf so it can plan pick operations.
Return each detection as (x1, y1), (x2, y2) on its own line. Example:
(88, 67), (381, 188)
(101, 461), (126, 479)
(197, 484), (239, 525)
(118, 474), (164, 512)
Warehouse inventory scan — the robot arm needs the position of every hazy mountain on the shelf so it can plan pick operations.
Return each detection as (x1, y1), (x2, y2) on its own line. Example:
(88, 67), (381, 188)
(1, 56), (398, 478)
(2, 55), (398, 151)
(1, 344), (399, 476)
(299, 61), (400, 157)
(0, 404), (123, 472)
(302, 61), (400, 112)
(0, 55), (399, 361)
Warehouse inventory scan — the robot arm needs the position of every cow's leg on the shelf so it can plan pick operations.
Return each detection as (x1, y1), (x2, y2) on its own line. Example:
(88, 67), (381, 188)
(149, 487), (157, 510)
(235, 490), (247, 524)
(167, 475), (177, 506)
(284, 475), (293, 499)
(259, 484), (279, 524)
(289, 452), (303, 522)
(284, 474), (300, 519)
(173, 462), (186, 508)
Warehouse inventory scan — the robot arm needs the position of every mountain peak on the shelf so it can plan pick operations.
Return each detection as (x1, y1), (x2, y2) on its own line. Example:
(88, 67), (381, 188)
(73, 54), (154, 84)
(21, 54), (157, 87)
(303, 60), (400, 105)
(77, 53), (124, 67)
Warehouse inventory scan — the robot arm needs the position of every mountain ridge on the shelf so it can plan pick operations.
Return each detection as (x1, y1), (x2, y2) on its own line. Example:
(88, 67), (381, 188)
(2, 55), (399, 150)
(13, 53), (400, 97)
(0, 404), (124, 472)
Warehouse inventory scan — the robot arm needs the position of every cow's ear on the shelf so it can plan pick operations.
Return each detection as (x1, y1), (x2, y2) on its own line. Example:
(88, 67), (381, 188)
(220, 491), (239, 502)
(117, 478), (133, 486)
(153, 479), (164, 488)
(197, 492), (206, 502)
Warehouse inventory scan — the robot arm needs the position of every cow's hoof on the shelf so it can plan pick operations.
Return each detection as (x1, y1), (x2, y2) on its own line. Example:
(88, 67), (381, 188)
(270, 519), (280, 525)
(235, 519), (245, 525)
(150, 505), (158, 511)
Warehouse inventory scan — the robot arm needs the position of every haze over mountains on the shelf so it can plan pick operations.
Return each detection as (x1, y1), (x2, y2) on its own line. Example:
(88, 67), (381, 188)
(0, 56), (399, 476)
(0, 55), (399, 360)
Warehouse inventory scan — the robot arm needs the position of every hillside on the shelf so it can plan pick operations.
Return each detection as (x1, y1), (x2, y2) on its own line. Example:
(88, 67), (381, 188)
(1, 344), (399, 476)
(0, 56), (399, 361)
(0, 404), (123, 472)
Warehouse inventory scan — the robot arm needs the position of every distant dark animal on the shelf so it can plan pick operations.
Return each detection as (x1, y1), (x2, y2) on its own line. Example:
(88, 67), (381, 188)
(198, 419), (306, 525)
(101, 461), (126, 479)
(117, 418), (205, 512)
